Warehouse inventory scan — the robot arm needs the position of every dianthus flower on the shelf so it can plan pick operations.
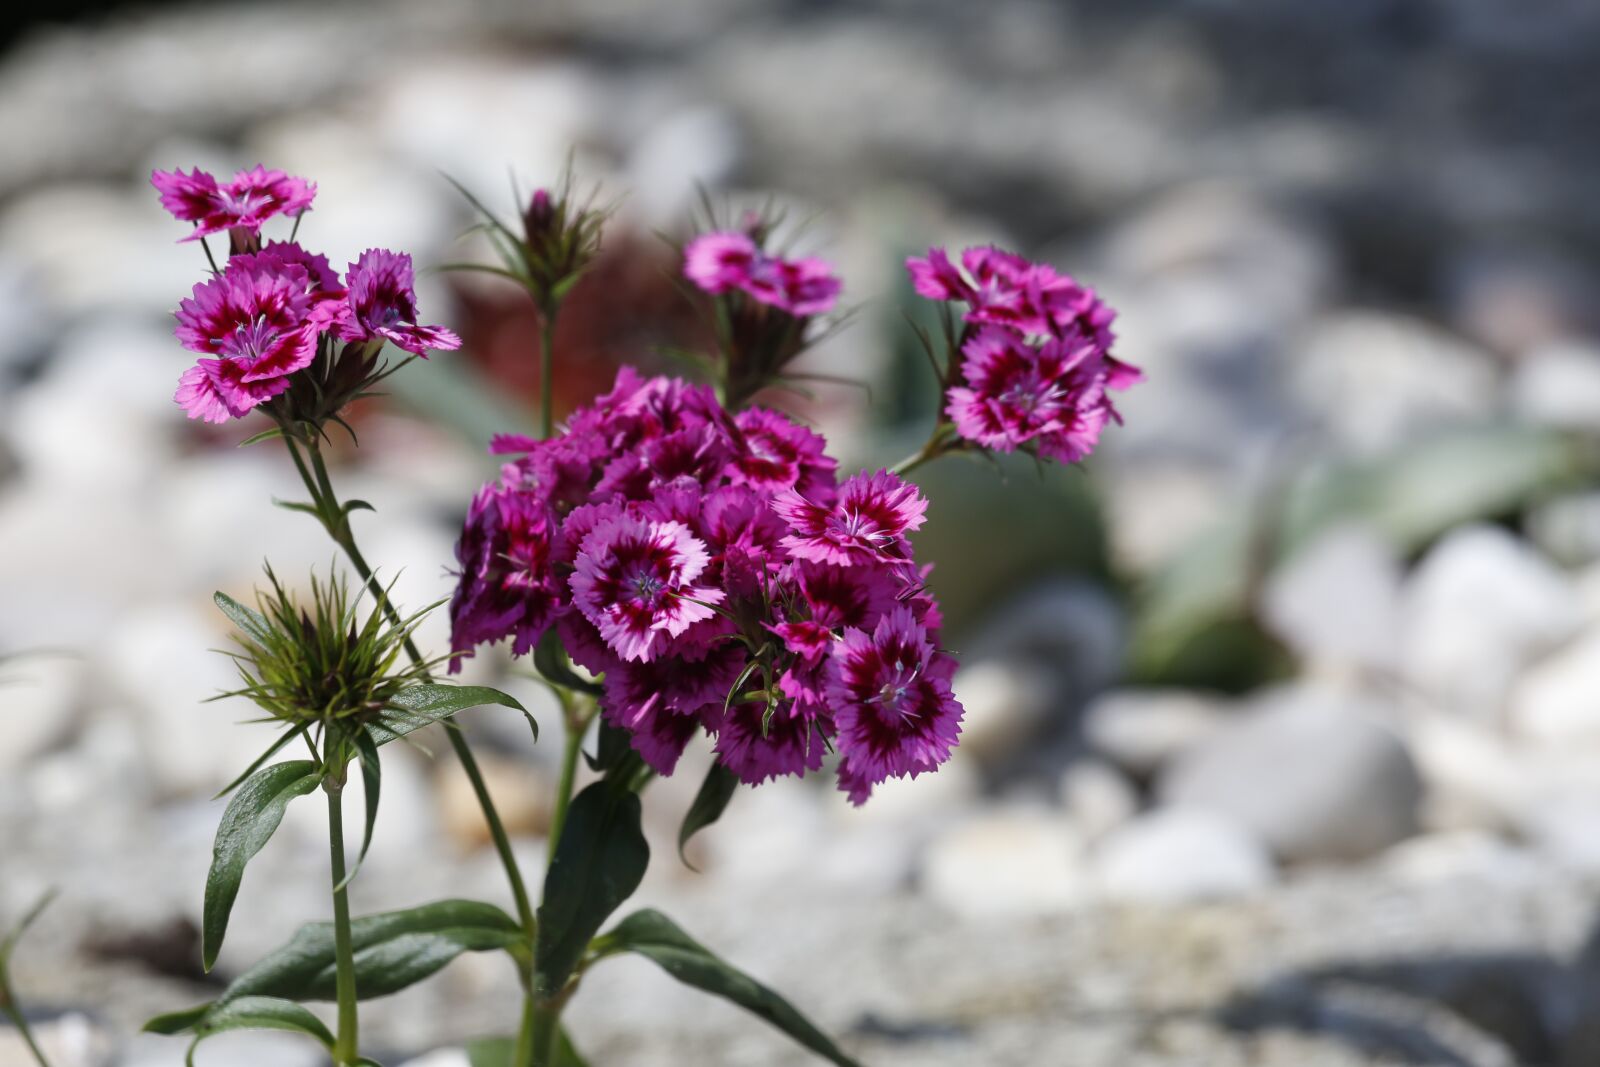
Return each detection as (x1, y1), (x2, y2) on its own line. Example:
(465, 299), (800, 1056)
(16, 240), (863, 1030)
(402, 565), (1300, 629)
(945, 326), (1111, 461)
(331, 249), (462, 356)
(152, 165), (316, 245)
(684, 231), (840, 317)
(448, 369), (963, 799)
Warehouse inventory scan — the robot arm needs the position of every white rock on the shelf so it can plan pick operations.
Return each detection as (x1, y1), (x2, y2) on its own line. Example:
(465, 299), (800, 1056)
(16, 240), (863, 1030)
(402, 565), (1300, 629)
(397, 1053), (470, 1067)
(1510, 340), (1600, 430)
(1093, 807), (1273, 903)
(1380, 830), (1539, 885)
(1288, 311), (1498, 453)
(1527, 492), (1600, 569)
(1159, 680), (1422, 863)
(1408, 711), (1528, 832)
(0, 655), (84, 773)
(1402, 525), (1582, 722)
(0, 1011), (113, 1067)
(625, 104), (741, 225)
(1508, 629), (1600, 744)
(921, 807), (1086, 919)
(1082, 688), (1228, 778)
(1515, 791), (1600, 874)
(948, 658), (1060, 767)
(1059, 760), (1139, 841)
(1261, 522), (1404, 674)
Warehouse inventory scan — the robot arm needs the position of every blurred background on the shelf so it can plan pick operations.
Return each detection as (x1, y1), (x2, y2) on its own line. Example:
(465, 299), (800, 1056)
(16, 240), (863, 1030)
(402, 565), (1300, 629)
(4, 0), (1600, 1064)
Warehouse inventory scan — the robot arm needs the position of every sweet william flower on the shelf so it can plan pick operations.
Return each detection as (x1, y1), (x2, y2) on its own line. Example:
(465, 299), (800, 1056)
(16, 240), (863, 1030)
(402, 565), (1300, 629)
(773, 470), (928, 567)
(448, 484), (566, 668)
(684, 231), (841, 317)
(151, 165), (315, 245)
(829, 606), (963, 805)
(332, 249), (462, 356)
(570, 512), (725, 662)
(946, 326), (1111, 462)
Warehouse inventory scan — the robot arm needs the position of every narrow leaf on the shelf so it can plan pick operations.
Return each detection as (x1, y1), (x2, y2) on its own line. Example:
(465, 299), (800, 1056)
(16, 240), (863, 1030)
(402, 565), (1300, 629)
(678, 763), (737, 869)
(236, 427), (284, 447)
(534, 783), (649, 994)
(367, 684), (530, 746)
(343, 499), (375, 515)
(202, 761), (321, 971)
(334, 730), (382, 893)
(604, 910), (861, 1067)
(213, 591), (273, 647)
(142, 1004), (211, 1035)
(191, 995), (334, 1048)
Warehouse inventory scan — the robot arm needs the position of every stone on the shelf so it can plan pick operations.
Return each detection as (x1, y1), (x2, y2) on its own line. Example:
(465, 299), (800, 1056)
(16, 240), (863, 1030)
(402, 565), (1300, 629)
(1510, 341), (1600, 431)
(1287, 311), (1499, 454)
(1402, 525), (1582, 722)
(1380, 830), (1540, 886)
(1082, 688), (1229, 778)
(1514, 791), (1600, 874)
(1508, 629), (1600, 745)
(1261, 522), (1404, 674)
(0, 1011), (114, 1067)
(1408, 711), (1528, 833)
(948, 658), (1061, 768)
(1527, 492), (1600, 569)
(0, 655), (85, 774)
(1092, 807), (1274, 903)
(1158, 681), (1422, 863)
(1059, 759), (1139, 841)
(920, 807), (1086, 919)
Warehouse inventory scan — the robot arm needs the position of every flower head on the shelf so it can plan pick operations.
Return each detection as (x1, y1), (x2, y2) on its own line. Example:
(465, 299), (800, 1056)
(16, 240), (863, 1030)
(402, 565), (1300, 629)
(570, 512), (725, 662)
(684, 231), (841, 317)
(946, 326), (1111, 461)
(448, 484), (566, 668)
(332, 249), (462, 356)
(152, 165), (315, 245)
(773, 470), (928, 567)
(829, 607), (963, 805)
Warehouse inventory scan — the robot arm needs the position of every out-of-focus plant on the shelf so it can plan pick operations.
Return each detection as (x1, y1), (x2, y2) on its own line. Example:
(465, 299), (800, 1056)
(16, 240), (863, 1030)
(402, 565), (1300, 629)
(0, 891), (56, 1067)
(139, 162), (1139, 1066)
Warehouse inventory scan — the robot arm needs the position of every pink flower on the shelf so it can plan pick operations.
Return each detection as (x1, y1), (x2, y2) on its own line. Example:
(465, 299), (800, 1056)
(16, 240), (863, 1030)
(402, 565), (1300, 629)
(773, 470), (928, 567)
(828, 607), (963, 805)
(151, 165), (315, 243)
(684, 231), (841, 317)
(946, 326), (1111, 462)
(714, 701), (828, 785)
(448, 484), (566, 669)
(171, 257), (318, 422)
(332, 249), (462, 356)
(570, 512), (725, 662)
(726, 408), (837, 495)
(601, 647), (743, 774)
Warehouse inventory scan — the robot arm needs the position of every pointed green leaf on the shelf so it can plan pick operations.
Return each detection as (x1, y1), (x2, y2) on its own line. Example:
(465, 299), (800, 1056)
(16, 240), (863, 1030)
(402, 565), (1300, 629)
(678, 763), (737, 868)
(213, 591), (273, 647)
(213, 724), (308, 800)
(343, 499), (375, 515)
(367, 684), (531, 746)
(236, 427), (285, 447)
(534, 783), (648, 994)
(191, 995), (334, 1048)
(603, 910), (861, 1067)
(334, 730), (382, 893)
(271, 497), (324, 519)
(203, 761), (321, 971)
(142, 1004), (212, 1035)
(534, 632), (603, 698)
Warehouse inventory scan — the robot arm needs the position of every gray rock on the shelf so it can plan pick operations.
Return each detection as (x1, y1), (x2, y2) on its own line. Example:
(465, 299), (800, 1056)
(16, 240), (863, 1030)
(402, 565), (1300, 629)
(1082, 688), (1229, 778)
(1059, 759), (1139, 841)
(1261, 522), (1404, 674)
(920, 807), (1086, 918)
(1507, 629), (1600, 745)
(1403, 526), (1582, 722)
(0, 655), (85, 773)
(1526, 492), (1600, 568)
(1159, 681), (1422, 863)
(1093, 807), (1274, 903)
(948, 658), (1060, 768)
(1509, 340), (1600, 431)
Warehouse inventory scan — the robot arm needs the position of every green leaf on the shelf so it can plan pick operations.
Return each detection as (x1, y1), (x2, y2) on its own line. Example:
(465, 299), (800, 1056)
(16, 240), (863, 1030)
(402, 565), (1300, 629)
(366, 684), (531, 746)
(678, 763), (737, 868)
(142, 1004), (211, 1035)
(603, 910), (861, 1067)
(535, 783), (649, 994)
(534, 632), (603, 698)
(271, 497), (324, 519)
(203, 760), (321, 971)
(191, 995), (334, 1048)
(467, 1029), (588, 1067)
(586, 721), (636, 775)
(343, 499), (375, 515)
(213, 591), (273, 647)
(335, 730), (382, 893)
(212, 724), (309, 800)
(236, 427), (285, 447)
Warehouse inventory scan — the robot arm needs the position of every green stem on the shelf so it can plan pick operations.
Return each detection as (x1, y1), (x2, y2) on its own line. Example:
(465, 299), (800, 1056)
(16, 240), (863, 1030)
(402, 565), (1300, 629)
(2, 1006), (52, 1067)
(528, 996), (563, 1067)
(292, 436), (537, 940)
(538, 303), (559, 439)
(546, 703), (593, 857)
(326, 785), (359, 1065)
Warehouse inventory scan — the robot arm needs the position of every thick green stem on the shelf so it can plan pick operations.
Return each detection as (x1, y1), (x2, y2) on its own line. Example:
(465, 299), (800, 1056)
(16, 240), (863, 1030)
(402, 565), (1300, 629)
(326, 785), (360, 1065)
(546, 704), (592, 857)
(538, 304), (559, 439)
(528, 997), (563, 1067)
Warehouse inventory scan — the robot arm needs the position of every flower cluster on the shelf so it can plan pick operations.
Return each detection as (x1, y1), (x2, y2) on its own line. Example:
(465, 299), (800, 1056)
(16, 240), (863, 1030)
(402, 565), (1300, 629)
(684, 231), (841, 318)
(907, 245), (1141, 463)
(153, 166), (316, 248)
(156, 166), (461, 424)
(449, 369), (962, 803)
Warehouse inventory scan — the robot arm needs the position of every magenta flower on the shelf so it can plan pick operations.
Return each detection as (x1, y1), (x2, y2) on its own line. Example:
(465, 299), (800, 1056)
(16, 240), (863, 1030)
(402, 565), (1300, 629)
(570, 512), (725, 662)
(332, 249), (462, 356)
(684, 231), (841, 317)
(726, 408), (837, 496)
(171, 258), (319, 422)
(601, 647), (743, 774)
(773, 470), (928, 567)
(151, 165), (315, 243)
(715, 701), (828, 785)
(946, 326), (1111, 462)
(828, 607), (963, 805)
(447, 485), (566, 669)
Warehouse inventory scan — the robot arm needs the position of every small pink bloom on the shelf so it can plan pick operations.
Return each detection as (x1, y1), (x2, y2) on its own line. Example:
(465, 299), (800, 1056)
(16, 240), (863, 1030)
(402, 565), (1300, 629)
(904, 247), (973, 303)
(570, 512), (725, 662)
(601, 647), (743, 774)
(946, 326), (1111, 462)
(829, 607), (963, 805)
(773, 470), (928, 567)
(726, 408), (837, 496)
(447, 485), (566, 669)
(683, 231), (841, 317)
(151, 165), (315, 243)
(333, 249), (462, 356)
(714, 701), (828, 784)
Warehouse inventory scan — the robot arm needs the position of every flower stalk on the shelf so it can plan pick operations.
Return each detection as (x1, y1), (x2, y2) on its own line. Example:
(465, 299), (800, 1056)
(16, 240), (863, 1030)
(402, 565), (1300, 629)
(325, 778), (360, 1066)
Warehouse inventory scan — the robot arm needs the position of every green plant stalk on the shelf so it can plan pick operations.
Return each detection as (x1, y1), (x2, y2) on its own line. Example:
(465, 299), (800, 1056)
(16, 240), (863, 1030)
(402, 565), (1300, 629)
(545, 702), (594, 857)
(0, 1002), (52, 1067)
(326, 783), (360, 1065)
(538, 302), (560, 439)
(281, 432), (544, 1065)
(527, 991), (566, 1067)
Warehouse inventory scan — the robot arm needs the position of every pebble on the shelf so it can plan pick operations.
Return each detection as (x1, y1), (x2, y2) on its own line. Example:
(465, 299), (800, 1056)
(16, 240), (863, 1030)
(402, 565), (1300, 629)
(921, 807), (1087, 919)
(1093, 807), (1275, 903)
